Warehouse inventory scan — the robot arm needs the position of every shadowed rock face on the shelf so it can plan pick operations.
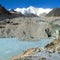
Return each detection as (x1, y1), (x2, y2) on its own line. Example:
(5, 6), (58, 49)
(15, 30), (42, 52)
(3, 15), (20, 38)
(46, 8), (60, 16)
(0, 4), (10, 15)
(0, 5), (25, 20)
(0, 5), (14, 20)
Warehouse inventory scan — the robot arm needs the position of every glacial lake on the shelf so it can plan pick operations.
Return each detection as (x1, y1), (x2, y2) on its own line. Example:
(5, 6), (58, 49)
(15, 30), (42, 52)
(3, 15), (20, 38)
(0, 38), (54, 60)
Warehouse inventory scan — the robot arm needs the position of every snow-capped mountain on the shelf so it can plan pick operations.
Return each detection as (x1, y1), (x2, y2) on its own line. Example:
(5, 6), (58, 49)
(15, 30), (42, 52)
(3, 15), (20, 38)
(15, 6), (52, 16)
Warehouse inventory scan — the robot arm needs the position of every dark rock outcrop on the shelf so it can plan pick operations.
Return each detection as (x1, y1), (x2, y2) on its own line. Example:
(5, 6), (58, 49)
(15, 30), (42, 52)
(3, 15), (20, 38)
(0, 4), (10, 15)
(46, 8), (60, 16)
(0, 4), (13, 20)
(0, 4), (25, 20)
(45, 28), (51, 37)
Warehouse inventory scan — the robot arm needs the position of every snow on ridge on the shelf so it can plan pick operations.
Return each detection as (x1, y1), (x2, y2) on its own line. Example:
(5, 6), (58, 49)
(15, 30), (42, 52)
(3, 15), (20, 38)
(15, 6), (52, 16)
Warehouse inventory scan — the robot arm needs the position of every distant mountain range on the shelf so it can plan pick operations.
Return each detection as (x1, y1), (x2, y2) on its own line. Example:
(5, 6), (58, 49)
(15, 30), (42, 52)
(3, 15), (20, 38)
(15, 6), (52, 16)
(0, 5), (38, 17)
(1, 4), (60, 17)
(0, 5), (39, 17)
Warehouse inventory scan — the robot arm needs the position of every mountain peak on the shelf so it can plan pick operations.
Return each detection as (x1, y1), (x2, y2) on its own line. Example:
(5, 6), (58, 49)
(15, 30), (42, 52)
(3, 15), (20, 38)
(27, 6), (35, 9)
(15, 6), (52, 16)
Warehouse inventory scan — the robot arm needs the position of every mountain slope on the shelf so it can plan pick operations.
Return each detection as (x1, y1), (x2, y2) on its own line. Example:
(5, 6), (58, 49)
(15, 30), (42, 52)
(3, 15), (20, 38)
(0, 4), (10, 15)
(46, 8), (60, 16)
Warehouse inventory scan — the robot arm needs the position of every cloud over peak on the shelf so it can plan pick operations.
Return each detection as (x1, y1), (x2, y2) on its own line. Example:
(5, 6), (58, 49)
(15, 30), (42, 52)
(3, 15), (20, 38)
(15, 6), (52, 16)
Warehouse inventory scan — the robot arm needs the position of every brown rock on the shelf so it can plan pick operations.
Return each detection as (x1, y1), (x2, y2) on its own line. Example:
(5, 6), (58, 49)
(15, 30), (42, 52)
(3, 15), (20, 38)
(46, 8), (60, 16)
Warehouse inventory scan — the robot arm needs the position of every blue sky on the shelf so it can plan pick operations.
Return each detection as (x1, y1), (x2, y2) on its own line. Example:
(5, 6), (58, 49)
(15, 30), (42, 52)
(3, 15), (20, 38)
(0, 0), (60, 9)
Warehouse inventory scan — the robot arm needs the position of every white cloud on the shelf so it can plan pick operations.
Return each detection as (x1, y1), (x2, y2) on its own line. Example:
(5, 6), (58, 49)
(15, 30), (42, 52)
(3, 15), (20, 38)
(15, 6), (52, 16)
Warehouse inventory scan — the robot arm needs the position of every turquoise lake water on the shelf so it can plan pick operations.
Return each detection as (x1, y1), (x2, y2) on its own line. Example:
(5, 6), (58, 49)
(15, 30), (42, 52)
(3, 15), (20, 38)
(0, 38), (54, 60)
